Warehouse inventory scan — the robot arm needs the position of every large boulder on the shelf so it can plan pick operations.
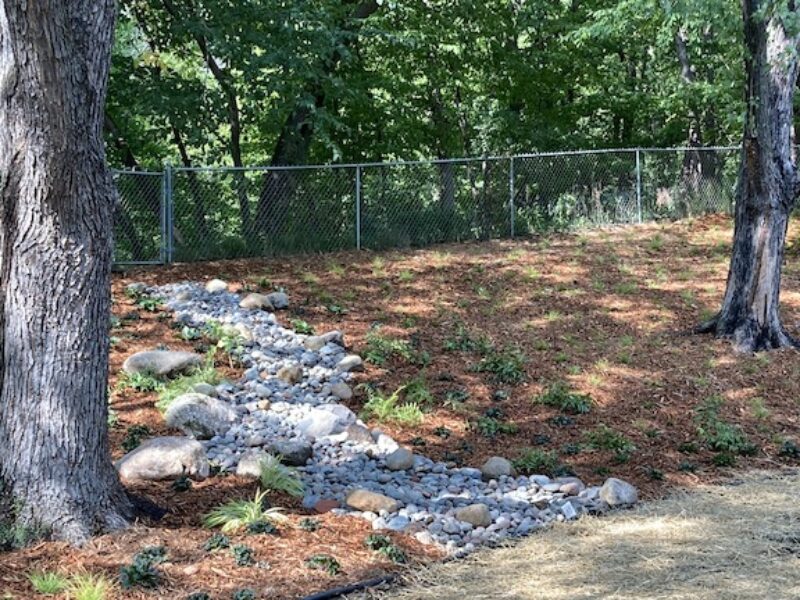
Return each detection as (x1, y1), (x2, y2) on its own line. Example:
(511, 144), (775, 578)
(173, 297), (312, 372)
(266, 291), (289, 309)
(269, 439), (313, 466)
(236, 449), (266, 479)
(116, 436), (209, 481)
(345, 489), (401, 513)
(122, 350), (201, 377)
(296, 408), (348, 440)
(303, 331), (344, 351)
(239, 293), (273, 311)
(454, 503), (492, 527)
(480, 456), (515, 480)
(600, 478), (638, 506)
(164, 393), (238, 439)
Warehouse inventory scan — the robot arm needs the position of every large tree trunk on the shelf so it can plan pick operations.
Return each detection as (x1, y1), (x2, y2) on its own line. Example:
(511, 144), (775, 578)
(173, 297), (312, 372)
(700, 1), (800, 352)
(0, 0), (132, 543)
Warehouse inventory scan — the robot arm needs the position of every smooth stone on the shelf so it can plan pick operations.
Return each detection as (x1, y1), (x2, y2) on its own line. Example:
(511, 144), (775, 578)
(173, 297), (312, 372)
(480, 456), (515, 480)
(236, 449), (266, 479)
(239, 293), (274, 311)
(336, 355), (364, 372)
(345, 489), (401, 513)
(600, 478), (638, 506)
(205, 279), (228, 293)
(330, 382), (353, 401)
(164, 393), (238, 439)
(296, 408), (347, 440)
(270, 439), (313, 466)
(454, 504), (492, 527)
(304, 331), (344, 351)
(116, 436), (209, 481)
(276, 365), (303, 384)
(266, 291), (289, 309)
(122, 350), (201, 377)
(385, 448), (415, 471)
(344, 424), (374, 444)
(387, 515), (411, 531)
(192, 382), (218, 397)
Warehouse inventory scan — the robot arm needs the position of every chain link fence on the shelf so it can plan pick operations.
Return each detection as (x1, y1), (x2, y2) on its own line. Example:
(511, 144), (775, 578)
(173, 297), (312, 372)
(112, 147), (741, 264)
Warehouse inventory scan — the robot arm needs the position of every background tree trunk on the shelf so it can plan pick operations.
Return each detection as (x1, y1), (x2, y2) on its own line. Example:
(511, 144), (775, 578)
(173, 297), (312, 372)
(0, 0), (132, 543)
(701, 1), (800, 352)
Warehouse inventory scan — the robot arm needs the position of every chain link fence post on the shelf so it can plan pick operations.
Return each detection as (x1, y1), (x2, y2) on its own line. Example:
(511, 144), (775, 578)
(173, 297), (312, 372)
(355, 165), (362, 250)
(509, 156), (516, 238)
(165, 163), (174, 264)
(635, 148), (643, 223)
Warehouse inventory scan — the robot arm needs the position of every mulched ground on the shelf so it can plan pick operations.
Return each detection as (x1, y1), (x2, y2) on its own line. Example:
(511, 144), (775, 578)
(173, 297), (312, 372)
(4, 215), (800, 598)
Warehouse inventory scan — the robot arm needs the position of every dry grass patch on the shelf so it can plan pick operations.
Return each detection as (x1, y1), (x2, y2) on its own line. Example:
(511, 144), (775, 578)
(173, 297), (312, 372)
(368, 469), (800, 600)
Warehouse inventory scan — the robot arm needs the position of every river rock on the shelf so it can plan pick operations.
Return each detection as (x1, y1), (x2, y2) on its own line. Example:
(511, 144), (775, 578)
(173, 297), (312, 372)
(116, 436), (209, 481)
(336, 354), (363, 372)
(270, 439), (313, 466)
(276, 365), (303, 384)
(345, 489), (401, 513)
(239, 293), (274, 311)
(296, 408), (347, 439)
(304, 331), (344, 351)
(330, 382), (353, 400)
(266, 291), (289, 309)
(236, 449), (266, 479)
(481, 456), (514, 480)
(454, 504), (492, 527)
(164, 393), (238, 439)
(205, 279), (228, 293)
(122, 350), (201, 377)
(385, 447), (415, 471)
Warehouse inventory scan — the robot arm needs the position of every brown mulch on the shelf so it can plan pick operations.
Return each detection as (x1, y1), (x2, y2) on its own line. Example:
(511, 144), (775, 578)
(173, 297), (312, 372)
(3, 214), (800, 598)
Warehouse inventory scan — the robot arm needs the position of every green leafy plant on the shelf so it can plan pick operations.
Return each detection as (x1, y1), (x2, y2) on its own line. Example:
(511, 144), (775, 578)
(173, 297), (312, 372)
(299, 517), (321, 532)
(534, 382), (593, 414)
(472, 346), (526, 384)
(28, 571), (69, 595)
(231, 544), (255, 567)
(365, 534), (407, 564)
(364, 331), (415, 365)
(232, 590), (256, 600)
(584, 424), (636, 463)
(121, 424), (151, 452)
(203, 532), (230, 552)
(404, 375), (434, 406)
(694, 396), (757, 457)
(779, 439), (800, 459)
(137, 296), (164, 312)
(306, 554), (341, 576)
(512, 448), (561, 476)
(116, 371), (164, 393)
(291, 319), (315, 335)
(258, 454), (305, 497)
(203, 490), (287, 533)
(155, 355), (221, 413)
(171, 475), (192, 492)
(443, 326), (492, 354)
(246, 520), (279, 535)
(473, 417), (518, 438)
(360, 386), (423, 426)
(119, 546), (167, 589)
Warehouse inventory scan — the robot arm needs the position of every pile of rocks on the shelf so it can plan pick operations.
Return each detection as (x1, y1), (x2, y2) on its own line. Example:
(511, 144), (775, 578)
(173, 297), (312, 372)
(116, 278), (638, 555)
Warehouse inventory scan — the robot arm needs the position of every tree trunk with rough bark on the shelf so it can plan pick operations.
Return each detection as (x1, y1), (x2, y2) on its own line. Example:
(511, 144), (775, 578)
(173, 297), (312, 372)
(699, 2), (800, 352)
(0, 0), (132, 543)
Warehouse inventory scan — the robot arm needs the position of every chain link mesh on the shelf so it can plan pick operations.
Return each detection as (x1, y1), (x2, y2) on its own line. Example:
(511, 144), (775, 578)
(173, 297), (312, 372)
(112, 147), (743, 264)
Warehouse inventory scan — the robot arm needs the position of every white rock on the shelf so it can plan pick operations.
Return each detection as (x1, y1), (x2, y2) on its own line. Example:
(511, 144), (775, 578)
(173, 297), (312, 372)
(336, 354), (363, 372)
(303, 331), (344, 351)
(239, 292), (273, 311)
(600, 478), (638, 506)
(116, 436), (209, 481)
(122, 350), (201, 377)
(296, 408), (347, 440)
(205, 279), (228, 293)
(236, 449), (266, 479)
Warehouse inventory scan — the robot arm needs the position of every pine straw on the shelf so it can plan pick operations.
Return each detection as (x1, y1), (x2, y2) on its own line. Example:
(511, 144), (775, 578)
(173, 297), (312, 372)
(361, 470), (800, 600)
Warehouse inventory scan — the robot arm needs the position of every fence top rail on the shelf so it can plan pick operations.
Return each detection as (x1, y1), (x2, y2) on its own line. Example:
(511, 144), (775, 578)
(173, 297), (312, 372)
(112, 146), (744, 175)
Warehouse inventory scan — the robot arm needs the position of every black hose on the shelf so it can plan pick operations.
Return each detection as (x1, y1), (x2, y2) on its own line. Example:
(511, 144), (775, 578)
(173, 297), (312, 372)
(300, 574), (396, 600)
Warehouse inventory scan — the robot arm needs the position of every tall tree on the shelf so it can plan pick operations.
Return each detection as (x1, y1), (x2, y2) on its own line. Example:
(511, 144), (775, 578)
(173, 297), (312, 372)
(0, 0), (132, 542)
(699, 1), (800, 351)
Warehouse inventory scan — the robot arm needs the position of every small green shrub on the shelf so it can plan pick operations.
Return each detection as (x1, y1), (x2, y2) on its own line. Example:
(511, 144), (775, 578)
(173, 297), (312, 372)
(779, 439), (800, 459)
(291, 319), (315, 335)
(203, 532), (230, 552)
(364, 331), (416, 365)
(404, 376), (434, 406)
(299, 517), (320, 532)
(186, 593), (211, 600)
(443, 326), (492, 354)
(258, 454), (305, 498)
(203, 490), (287, 533)
(155, 356), (221, 413)
(473, 417), (518, 438)
(472, 346), (526, 384)
(534, 382), (593, 414)
(584, 424), (636, 462)
(365, 534), (407, 563)
(28, 571), (68, 595)
(231, 544), (255, 567)
(137, 297), (163, 312)
(306, 554), (341, 575)
(548, 415), (575, 428)
(713, 452), (737, 467)
(171, 475), (192, 492)
(360, 387), (423, 426)
(232, 590), (256, 600)
(121, 424), (151, 452)
(116, 371), (164, 393)
(513, 449), (564, 477)
(694, 397), (757, 457)
(119, 546), (167, 589)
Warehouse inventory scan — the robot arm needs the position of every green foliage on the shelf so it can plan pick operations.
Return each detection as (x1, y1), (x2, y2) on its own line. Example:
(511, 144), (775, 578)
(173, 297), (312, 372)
(28, 571), (69, 595)
(171, 475), (192, 492)
(779, 439), (800, 459)
(232, 589), (256, 600)
(231, 544), (255, 567)
(534, 382), (593, 414)
(291, 319), (315, 335)
(67, 573), (113, 600)
(299, 517), (321, 532)
(473, 417), (518, 438)
(513, 449), (563, 477)
(365, 534), (407, 563)
(694, 397), (757, 457)
(360, 386), (424, 426)
(121, 424), (151, 452)
(443, 326), (492, 354)
(305, 554), (341, 576)
(258, 454), (304, 498)
(203, 532), (230, 552)
(203, 490), (287, 533)
(119, 546), (167, 589)
(364, 331), (416, 366)
(155, 357), (220, 413)
(404, 375), (434, 406)
(136, 296), (163, 312)
(116, 371), (163, 393)
(472, 347), (526, 384)
(584, 425), (636, 462)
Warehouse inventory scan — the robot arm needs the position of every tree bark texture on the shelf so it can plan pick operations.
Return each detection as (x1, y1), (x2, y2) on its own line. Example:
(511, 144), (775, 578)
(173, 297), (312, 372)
(0, 0), (132, 543)
(702, 2), (800, 352)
